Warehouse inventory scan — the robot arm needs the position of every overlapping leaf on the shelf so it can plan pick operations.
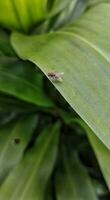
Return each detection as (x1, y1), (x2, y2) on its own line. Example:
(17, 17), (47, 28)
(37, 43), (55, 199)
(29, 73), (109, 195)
(85, 125), (110, 190)
(0, 92), (37, 112)
(51, 0), (87, 30)
(55, 146), (98, 200)
(0, 115), (37, 183)
(0, 57), (53, 107)
(0, 30), (15, 56)
(0, 113), (16, 126)
(0, 28), (53, 108)
(0, 0), (76, 32)
(0, 123), (60, 200)
(72, 118), (110, 191)
(11, 3), (110, 149)
(0, 0), (49, 32)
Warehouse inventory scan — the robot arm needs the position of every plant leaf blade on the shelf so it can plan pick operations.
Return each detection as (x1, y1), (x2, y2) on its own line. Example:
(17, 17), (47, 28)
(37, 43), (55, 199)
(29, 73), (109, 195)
(11, 3), (110, 149)
(0, 123), (60, 200)
(85, 125), (110, 190)
(55, 146), (98, 200)
(0, 115), (37, 183)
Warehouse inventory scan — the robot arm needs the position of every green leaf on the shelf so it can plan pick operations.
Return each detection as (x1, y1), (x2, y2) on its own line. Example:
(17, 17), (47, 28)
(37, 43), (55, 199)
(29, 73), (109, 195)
(0, 28), (53, 108)
(85, 125), (110, 190)
(0, 115), (37, 183)
(0, 29), (15, 56)
(0, 123), (60, 200)
(45, 183), (53, 200)
(11, 3), (110, 149)
(51, 0), (86, 30)
(0, 113), (16, 126)
(45, 193), (52, 200)
(87, 0), (110, 6)
(72, 118), (110, 190)
(0, 0), (48, 32)
(0, 93), (37, 112)
(49, 0), (76, 18)
(55, 146), (98, 200)
(0, 0), (74, 32)
(0, 57), (53, 107)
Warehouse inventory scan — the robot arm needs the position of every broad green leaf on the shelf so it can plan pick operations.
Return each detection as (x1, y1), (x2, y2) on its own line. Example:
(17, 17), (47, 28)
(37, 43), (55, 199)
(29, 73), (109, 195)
(0, 0), (48, 32)
(0, 123), (60, 200)
(55, 146), (97, 200)
(0, 0), (74, 32)
(0, 57), (52, 107)
(85, 125), (110, 190)
(0, 115), (37, 183)
(11, 3), (110, 149)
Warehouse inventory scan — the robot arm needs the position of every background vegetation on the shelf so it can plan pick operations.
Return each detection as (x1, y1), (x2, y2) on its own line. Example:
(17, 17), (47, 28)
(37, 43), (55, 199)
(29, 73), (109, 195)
(0, 0), (110, 199)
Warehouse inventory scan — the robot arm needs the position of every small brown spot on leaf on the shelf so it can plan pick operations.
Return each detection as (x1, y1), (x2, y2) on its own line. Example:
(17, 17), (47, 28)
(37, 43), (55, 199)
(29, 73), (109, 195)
(13, 138), (21, 144)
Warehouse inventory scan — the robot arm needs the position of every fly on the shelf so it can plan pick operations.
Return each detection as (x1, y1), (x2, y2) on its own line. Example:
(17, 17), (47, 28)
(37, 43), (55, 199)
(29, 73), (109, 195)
(48, 72), (64, 82)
